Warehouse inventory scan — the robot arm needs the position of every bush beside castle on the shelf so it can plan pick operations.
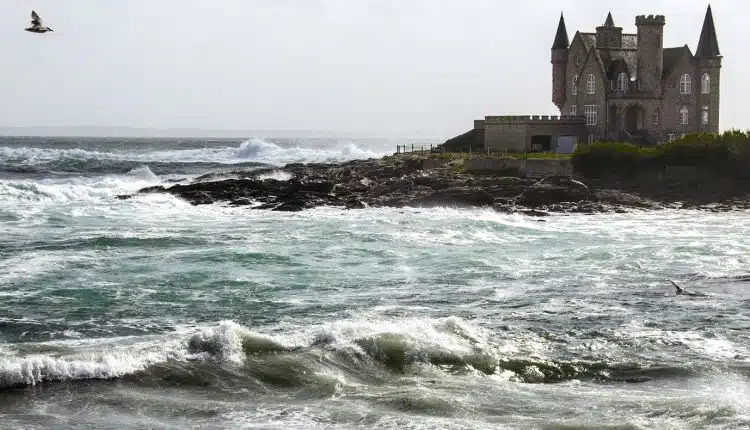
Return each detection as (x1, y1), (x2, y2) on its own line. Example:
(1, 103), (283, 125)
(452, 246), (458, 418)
(572, 130), (750, 179)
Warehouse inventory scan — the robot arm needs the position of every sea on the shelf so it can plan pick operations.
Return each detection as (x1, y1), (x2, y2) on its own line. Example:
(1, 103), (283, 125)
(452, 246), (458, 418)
(1, 136), (749, 429)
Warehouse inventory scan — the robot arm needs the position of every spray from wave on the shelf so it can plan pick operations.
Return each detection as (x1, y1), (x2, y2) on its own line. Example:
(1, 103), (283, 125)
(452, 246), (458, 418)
(235, 138), (382, 165)
(0, 165), (163, 203)
(1, 138), (386, 174)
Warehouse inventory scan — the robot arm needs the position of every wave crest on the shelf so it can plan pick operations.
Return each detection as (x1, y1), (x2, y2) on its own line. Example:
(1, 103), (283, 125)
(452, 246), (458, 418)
(0, 317), (708, 390)
(235, 138), (381, 165)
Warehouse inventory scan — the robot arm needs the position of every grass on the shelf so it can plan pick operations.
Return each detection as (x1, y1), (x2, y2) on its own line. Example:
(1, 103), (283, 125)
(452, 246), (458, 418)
(414, 151), (572, 161)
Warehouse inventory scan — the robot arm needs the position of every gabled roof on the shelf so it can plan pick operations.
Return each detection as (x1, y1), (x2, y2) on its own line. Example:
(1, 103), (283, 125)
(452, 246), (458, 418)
(579, 32), (596, 50)
(552, 13), (569, 49)
(606, 58), (629, 79)
(569, 32), (608, 77)
(696, 5), (720, 57)
(608, 50), (637, 77)
(662, 45), (694, 77)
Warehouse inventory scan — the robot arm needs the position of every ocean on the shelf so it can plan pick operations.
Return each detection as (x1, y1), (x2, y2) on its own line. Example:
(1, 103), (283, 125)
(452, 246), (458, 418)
(1, 136), (749, 429)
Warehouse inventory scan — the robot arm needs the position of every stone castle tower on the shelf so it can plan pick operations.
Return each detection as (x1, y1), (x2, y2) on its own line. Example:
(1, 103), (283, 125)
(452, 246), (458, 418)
(551, 5), (721, 144)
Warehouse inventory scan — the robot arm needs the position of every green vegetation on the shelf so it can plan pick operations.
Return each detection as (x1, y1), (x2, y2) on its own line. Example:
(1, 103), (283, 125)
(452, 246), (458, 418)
(424, 151), (571, 161)
(571, 130), (750, 178)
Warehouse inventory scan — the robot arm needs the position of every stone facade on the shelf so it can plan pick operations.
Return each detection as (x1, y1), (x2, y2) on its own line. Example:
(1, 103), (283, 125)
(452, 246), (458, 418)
(459, 5), (721, 153)
(552, 6), (722, 144)
(483, 115), (586, 153)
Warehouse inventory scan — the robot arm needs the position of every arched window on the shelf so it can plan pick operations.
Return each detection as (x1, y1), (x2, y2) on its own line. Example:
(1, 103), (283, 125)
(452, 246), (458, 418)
(617, 73), (628, 92)
(701, 73), (711, 94)
(572, 75), (578, 96)
(680, 74), (692, 94)
(680, 106), (689, 125)
(587, 74), (596, 94)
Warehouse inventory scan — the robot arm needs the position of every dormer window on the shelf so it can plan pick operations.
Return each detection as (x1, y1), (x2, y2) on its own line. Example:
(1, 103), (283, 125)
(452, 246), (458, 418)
(680, 74), (692, 94)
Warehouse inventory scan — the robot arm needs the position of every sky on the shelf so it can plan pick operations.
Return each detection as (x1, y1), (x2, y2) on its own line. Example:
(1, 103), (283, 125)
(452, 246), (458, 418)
(0, 0), (743, 139)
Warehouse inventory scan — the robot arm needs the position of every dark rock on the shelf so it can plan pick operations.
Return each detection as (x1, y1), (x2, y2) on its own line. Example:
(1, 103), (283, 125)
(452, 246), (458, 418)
(230, 198), (254, 206)
(407, 187), (495, 208)
(131, 154), (750, 214)
(344, 198), (365, 209)
(273, 202), (305, 212)
(139, 185), (167, 194)
(523, 209), (550, 217)
(516, 184), (590, 207)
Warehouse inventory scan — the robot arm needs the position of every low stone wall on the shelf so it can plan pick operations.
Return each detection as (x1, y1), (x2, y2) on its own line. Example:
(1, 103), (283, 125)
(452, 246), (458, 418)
(422, 158), (451, 170)
(464, 158), (573, 177)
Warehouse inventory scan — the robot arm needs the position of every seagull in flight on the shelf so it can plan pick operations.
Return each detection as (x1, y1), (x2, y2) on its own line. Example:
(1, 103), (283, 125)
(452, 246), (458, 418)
(25, 10), (54, 33)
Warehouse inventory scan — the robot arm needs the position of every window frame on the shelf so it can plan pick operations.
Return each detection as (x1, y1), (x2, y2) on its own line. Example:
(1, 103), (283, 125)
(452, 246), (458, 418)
(680, 106), (689, 125)
(587, 74), (596, 95)
(584, 104), (597, 126)
(617, 73), (628, 92)
(680, 74), (692, 95)
(701, 73), (711, 94)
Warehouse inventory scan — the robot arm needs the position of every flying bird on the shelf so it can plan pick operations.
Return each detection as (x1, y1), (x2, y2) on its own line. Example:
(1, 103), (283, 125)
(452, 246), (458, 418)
(669, 280), (708, 297)
(25, 10), (54, 33)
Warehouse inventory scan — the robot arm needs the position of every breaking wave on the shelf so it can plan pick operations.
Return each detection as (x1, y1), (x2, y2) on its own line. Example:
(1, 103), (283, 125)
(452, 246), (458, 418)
(0, 138), (385, 179)
(234, 138), (382, 165)
(0, 317), (730, 390)
(0, 166), (163, 203)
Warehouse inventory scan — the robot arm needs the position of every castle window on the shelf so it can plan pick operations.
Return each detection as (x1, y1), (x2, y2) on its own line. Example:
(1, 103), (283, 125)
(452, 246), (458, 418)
(587, 74), (596, 94)
(680, 74), (692, 94)
(584, 104), (597, 126)
(653, 107), (660, 125)
(701, 73), (711, 94)
(575, 53), (581, 65)
(617, 73), (628, 92)
(702, 106), (709, 125)
(572, 75), (578, 96)
(570, 105), (577, 116)
(680, 106), (689, 125)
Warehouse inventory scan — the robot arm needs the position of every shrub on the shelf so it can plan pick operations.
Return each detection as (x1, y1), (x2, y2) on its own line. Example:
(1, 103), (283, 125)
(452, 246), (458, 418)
(572, 141), (656, 178)
(572, 130), (750, 178)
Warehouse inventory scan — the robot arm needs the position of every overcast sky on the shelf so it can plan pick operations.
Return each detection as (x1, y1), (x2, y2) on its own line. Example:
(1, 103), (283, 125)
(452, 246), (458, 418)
(0, 0), (741, 139)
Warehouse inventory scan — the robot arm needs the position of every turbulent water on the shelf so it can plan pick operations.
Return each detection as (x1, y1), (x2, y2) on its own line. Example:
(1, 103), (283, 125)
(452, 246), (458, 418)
(1, 136), (749, 429)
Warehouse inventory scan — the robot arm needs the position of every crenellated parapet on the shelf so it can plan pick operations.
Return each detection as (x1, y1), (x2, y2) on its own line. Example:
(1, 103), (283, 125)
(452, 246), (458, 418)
(635, 14), (665, 26)
(484, 115), (586, 125)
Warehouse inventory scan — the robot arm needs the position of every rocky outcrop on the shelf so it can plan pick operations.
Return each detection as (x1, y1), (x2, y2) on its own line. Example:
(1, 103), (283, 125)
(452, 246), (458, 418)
(436, 128), (484, 153)
(119, 155), (708, 215)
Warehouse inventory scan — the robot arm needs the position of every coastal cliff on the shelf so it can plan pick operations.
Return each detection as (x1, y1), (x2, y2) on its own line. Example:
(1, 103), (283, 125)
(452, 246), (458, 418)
(122, 153), (750, 215)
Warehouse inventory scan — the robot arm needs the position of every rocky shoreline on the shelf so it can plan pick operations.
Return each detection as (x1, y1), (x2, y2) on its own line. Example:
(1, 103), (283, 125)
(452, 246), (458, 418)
(119, 155), (750, 215)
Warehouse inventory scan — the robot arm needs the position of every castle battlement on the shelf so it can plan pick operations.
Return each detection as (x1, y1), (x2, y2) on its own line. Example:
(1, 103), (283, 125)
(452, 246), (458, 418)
(484, 115), (586, 125)
(635, 14), (666, 26)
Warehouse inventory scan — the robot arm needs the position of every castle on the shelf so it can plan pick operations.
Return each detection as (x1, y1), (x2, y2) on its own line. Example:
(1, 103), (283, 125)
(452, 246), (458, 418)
(465, 5), (721, 153)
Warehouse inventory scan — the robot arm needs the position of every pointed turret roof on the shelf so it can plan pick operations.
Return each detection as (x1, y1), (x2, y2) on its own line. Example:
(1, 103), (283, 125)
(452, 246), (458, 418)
(552, 12), (569, 49)
(604, 12), (615, 27)
(696, 4), (720, 57)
